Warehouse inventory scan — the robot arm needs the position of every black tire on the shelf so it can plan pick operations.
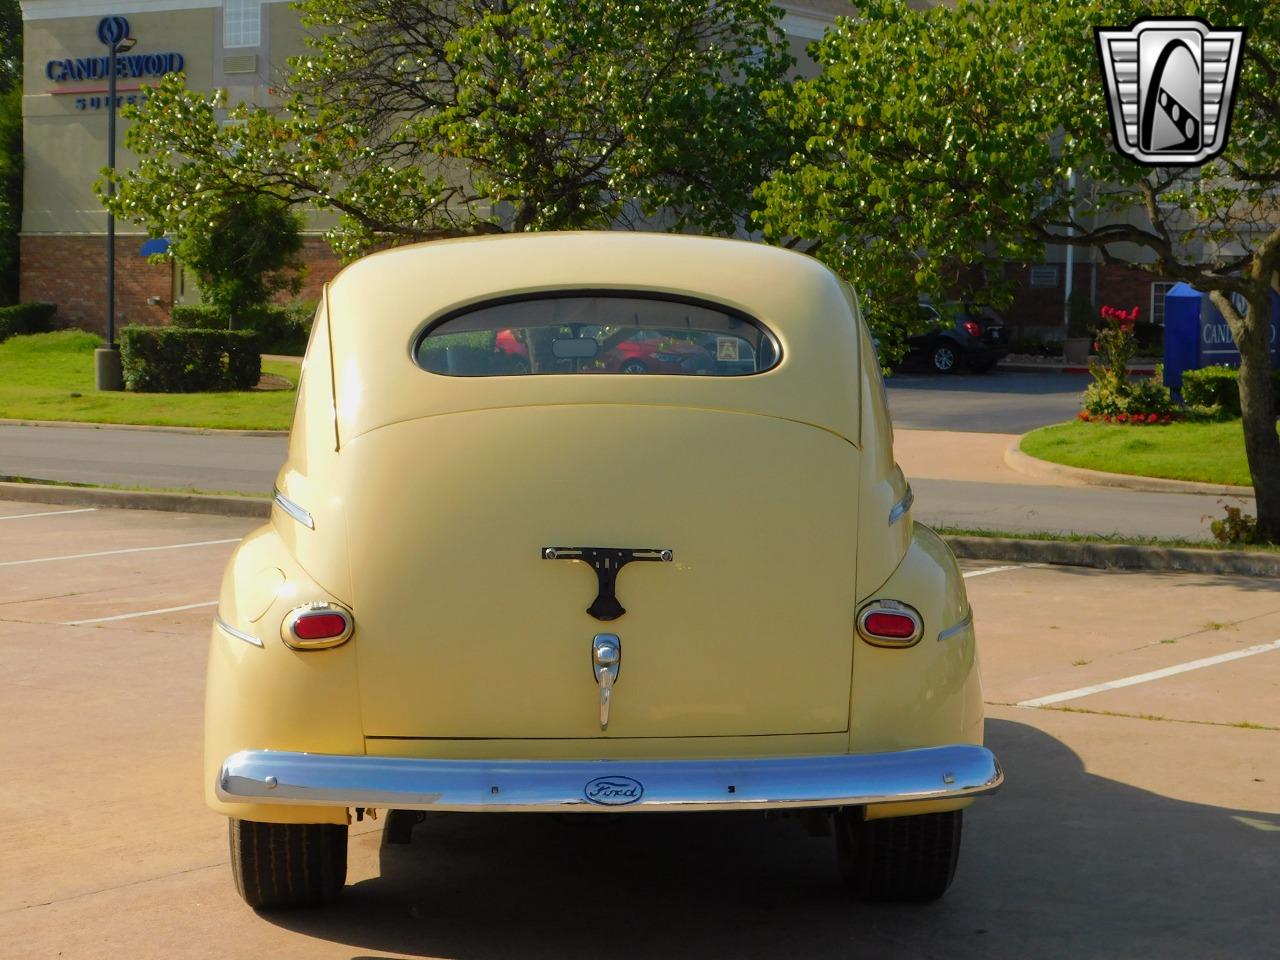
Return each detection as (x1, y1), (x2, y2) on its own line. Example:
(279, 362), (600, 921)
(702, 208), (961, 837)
(930, 343), (960, 374)
(620, 359), (648, 374)
(229, 818), (347, 910)
(835, 809), (963, 902)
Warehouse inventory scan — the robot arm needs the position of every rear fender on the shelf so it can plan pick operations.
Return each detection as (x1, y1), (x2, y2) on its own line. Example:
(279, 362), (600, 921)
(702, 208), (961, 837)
(849, 523), (983, 756)
(204, 526), (363, 824)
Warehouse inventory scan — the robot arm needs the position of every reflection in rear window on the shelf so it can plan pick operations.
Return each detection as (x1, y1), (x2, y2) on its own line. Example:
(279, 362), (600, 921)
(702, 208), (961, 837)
(415, 294), (779, 377)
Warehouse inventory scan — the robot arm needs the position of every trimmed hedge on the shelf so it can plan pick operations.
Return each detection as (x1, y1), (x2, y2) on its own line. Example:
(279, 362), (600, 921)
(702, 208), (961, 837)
(0, 302), (57, 341)
(1182, 364), (1280, 418)
(170, 301), (315, 355)
(120, 326), (262, 392)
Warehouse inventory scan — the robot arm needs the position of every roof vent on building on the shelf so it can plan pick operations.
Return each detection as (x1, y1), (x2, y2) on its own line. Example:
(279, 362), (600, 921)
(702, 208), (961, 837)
(223, 54), (258, 75)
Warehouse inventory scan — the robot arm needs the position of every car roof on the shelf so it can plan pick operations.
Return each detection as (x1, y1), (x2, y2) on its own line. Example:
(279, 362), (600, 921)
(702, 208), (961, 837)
(324, 232), (864, 443)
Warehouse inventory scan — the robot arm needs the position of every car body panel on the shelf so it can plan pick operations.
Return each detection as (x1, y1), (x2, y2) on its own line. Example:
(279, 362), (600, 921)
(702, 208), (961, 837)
(343, 405), (860, 739)
(205, 233), (991, 827)
(323, 233), (862, 445)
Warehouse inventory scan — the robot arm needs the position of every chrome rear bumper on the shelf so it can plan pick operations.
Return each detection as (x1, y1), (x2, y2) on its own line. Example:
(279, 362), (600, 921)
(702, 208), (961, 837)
(217, 744), (1002, 813)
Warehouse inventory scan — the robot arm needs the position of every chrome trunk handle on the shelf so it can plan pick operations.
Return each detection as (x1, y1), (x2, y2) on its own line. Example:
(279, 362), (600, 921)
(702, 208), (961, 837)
(592, 634), (621, 730)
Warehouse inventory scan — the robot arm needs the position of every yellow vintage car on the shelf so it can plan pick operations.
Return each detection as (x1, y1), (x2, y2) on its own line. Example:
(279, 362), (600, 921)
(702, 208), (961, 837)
(206, 232), (1001, 909)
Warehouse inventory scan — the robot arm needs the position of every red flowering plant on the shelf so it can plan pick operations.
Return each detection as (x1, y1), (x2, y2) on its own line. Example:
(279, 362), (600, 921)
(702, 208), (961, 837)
(1079, 305), (1178, 423)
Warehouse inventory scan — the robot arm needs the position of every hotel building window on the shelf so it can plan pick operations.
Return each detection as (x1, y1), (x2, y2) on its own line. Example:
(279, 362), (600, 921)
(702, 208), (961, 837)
(224, 0), (262, 48)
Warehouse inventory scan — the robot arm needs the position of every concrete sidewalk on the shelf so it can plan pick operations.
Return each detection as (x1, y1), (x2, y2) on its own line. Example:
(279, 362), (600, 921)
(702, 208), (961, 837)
(894, 429), (1078, 487)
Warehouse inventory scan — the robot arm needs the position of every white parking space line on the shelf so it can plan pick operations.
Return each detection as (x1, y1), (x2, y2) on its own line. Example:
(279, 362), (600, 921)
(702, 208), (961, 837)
(0, 538), (241, 567)
(0, 507), (98, 521)
(63, 600), (218, 627)
(963, 564), (1030, 579)
(1018, 638), (1280, 708)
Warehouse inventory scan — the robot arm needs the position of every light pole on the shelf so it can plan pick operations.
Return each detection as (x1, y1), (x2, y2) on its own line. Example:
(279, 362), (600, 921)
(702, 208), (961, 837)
(95, 17), (136, 391)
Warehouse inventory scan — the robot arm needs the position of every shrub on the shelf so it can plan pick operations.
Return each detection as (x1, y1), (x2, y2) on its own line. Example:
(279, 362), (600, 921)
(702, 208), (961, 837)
(1081, 313), (1176, 419)
(0, 301), (57, 341)
(1181, 365), (1280, 419)
(120, 326), (262, 392)
(1133, 319), (1163, 355)
(1008, 334), (1063, 357)
(1066, 290), (1094, 338)
(170, 300), (315, 355)
(170, 193), (305, 318)
(169, 304), (224, 329)
(1207, 501), (1259, 544)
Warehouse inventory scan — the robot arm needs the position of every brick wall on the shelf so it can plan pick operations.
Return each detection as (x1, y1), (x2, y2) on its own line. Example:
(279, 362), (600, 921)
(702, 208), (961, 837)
(19, 235), (171, 333)
(19, 234), (346, 333)
(1003, 260), (1172, 335)
(296, 237), (343, 303)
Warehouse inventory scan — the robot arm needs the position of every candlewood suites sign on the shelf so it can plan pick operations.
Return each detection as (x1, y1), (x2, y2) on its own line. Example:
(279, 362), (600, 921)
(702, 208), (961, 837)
(46, 50), (185, 83)
(45, 17), (185, 110)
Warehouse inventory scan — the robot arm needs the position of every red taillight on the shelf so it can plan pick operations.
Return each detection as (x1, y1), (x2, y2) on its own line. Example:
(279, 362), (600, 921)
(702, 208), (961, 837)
(863, 612), (918, 639)
(962, 320), (982, 338)
(283, 604), (353, 649)
(857, 601), (923, 647)
(292, 613), (349, 640)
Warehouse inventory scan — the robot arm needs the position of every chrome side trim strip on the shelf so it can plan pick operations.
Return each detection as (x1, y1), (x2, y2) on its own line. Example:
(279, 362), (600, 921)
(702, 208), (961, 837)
(937, 607), (974, 644)
(215, 615), (263, 648)
(217, 744), (1002, 813)
(888, 484), (914, 526)
(272, 487), (315, 530)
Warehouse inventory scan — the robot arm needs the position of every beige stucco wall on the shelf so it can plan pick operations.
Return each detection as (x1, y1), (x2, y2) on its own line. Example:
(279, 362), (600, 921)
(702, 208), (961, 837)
(20, 1), (847, 238)
(20, 1), (311, 236)
(23, 8), (216, 235)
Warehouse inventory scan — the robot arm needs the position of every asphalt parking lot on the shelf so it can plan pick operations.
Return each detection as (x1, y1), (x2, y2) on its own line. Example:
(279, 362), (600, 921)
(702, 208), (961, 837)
(2, 500), (1278, 960)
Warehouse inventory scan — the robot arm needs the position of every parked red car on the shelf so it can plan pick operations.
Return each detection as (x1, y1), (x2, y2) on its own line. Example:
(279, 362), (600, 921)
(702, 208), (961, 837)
(599, 329), (716, 374)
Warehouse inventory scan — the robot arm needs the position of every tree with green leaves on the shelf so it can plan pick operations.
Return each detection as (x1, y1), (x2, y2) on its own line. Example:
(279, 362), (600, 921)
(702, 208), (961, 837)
(757, 0), (1280, 541)
(0, 88), (21, 306)
(0, 0), (22, 305)
(0, 0), (19, 94)
(103, 0), (792, 261)
(173, 193), (305, 323)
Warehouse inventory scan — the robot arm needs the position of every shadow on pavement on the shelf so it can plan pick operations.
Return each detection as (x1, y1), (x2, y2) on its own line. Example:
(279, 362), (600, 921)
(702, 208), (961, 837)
(266, 719), (1279, 959)
(999, 562), (1280, 596)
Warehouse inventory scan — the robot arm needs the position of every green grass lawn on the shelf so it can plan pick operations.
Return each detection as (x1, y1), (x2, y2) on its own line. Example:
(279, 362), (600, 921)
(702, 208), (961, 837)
(1020, 419), (1271, 488)
(0, 330), (299, 430)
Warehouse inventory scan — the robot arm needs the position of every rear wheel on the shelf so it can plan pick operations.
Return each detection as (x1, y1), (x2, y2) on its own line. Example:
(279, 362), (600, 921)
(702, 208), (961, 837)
(835, 809), (962, 902)
(229, 818), (347, 909)
(930, 344), (960, 374)
(620, 359), (648, 374)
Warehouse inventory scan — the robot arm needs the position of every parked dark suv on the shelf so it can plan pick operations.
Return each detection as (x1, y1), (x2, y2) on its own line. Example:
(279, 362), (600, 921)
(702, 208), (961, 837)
(906, 303), (1009, 374)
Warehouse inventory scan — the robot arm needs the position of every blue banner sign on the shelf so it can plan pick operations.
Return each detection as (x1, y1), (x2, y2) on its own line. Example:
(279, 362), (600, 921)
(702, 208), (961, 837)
(1164, 283), (1280, 399)
(1199, 291), (1279, 366)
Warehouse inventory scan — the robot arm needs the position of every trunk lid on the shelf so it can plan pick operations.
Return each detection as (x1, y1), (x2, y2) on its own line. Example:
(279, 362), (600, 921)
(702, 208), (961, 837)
(345, 405), (860, 740)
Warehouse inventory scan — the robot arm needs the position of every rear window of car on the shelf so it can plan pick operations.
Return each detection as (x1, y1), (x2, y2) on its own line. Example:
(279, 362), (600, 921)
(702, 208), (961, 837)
(414, 293), (780, 377)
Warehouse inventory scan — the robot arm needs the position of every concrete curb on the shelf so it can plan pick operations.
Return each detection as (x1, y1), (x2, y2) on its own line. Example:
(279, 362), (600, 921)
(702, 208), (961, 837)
(1004, 437), (1255, 498)
(0, 481), (271, 519)
(2, 480), (1275, 579)
(944, 535), (1280, 578)
(997, 360), (1156, 375)
(0, 418), (287, 438)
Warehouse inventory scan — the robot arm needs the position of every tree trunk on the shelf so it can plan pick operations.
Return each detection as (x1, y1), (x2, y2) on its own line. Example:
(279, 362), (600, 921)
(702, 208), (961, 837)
(1225, 290), (1280, 543)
